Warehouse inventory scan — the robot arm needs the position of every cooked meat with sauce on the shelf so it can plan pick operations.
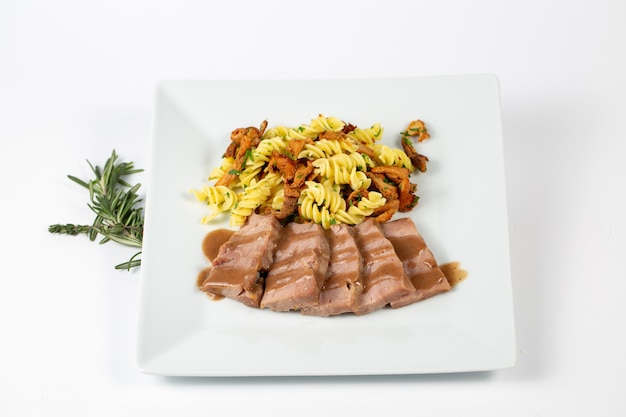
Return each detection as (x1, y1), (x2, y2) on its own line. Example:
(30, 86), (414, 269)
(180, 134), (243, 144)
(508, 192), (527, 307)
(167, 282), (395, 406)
(200, 213), (281, 307)
(260, 222), (330, 312)
(301, 224), (363, 316)
(200, 215), (454, 315)
(352, 218), (415, 315)
(381, 218), (450, 308)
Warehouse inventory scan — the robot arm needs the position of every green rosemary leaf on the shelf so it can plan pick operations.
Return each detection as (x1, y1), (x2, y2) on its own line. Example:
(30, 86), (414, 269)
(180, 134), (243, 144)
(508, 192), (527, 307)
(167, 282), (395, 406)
(67, 175), (89, 189)
(49, 150), (145, 270)
(115, 251), (142, 270)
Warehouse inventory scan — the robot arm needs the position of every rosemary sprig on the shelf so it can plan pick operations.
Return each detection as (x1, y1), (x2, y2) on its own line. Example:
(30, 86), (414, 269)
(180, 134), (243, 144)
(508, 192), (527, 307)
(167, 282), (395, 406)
(49, 150), (145, 270)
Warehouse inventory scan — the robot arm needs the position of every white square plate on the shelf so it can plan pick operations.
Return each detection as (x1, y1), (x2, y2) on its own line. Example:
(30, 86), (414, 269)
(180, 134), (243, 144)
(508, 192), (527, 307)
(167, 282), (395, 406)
(137, 75), (516, 376)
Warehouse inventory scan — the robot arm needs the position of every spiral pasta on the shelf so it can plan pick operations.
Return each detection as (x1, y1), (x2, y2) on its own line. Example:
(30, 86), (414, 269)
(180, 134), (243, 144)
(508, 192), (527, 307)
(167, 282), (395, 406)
(191, 185), (239, 223)
(263, 115), (345, 141)
(373, 144), (414, 170)
(297, 139), (357, 159)
(192, 115), (426, 227)
(207, 156), (235, 182)
(239, 159), (266, 187)
(312, 152), (371, 190)
(298, 181), (345, 229)
(300, 181), (346, 213)
(270, 188), (285, 211)
(334, 191), (386, 225)
(253, 136), (288, 162)
(347, 123), (383, 145)
(230, 173), (282, 226)
(297, 181), (386, 228)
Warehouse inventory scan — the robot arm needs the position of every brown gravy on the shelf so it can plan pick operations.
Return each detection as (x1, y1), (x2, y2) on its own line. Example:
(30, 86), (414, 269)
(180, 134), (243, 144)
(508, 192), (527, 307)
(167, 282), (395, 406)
(440, 261), (468, 288)
(202, 228), (235, 262)
(196, 267), (209, 289)
(198, 228), (234, 300)
(389, 235), (425, 262)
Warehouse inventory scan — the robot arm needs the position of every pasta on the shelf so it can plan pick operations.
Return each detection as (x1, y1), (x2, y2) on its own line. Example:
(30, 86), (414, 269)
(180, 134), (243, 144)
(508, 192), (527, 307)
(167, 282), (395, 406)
(253, 136), (288, 162)
(298, 180), (386, 228)
(230, 173), (282, 226)
(263, 115), (344, 141)
(312, 154), (371, 190)
(191, 115), (428, 228)
(191, 185), (239, 223)
(373, 144), (414, 170)
(347, 123), (383, 145)
(207, 156), (235, 182)
(297, 139), (357, 159)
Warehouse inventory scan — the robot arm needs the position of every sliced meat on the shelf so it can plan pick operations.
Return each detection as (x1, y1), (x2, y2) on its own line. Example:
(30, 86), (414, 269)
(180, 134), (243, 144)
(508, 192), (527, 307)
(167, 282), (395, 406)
(201, 213), (281, 308)
(381, 217), (450, 308)
(260, 222), (330, 312)
(352, 218), (414, 315)
(301, 224), (363, 316)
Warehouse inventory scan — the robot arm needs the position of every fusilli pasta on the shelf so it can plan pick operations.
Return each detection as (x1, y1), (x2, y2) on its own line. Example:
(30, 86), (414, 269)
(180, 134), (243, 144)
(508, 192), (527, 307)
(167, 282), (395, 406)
(191, 115), (426, 228)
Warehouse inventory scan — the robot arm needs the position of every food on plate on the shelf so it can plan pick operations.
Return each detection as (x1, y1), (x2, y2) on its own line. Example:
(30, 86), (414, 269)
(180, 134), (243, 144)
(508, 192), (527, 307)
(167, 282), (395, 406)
(300, 224), (363, 317)
(191, 115), (431, 229)
(198, 216), (451, 316)
(400, 119), (431, 172)
(260, 222), (330, 311)
(194, 115), (461, 316)
(381, 217), (450, 308)
(200, 213), (281, 307)
(351, 218), (415, 315)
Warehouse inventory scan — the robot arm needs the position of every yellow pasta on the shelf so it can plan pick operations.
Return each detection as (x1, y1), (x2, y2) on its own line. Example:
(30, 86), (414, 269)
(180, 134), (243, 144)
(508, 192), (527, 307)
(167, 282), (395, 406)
(334, 191), (386, 225)
(239, 159), (266, 187)
(230, 173), (282, 226)
(191, 185), (239, 223)
(253, 136), (288, 162)
(207, 156), (235, 182)
(300, 181), (346, 214)
(347, 123), (383, 145)
(263, 115), (345, 141)
(192, 115), (426, 228)
(297, 139), (357, 159)
(312, 152), (371, 190)
(373, 144), (414, 170)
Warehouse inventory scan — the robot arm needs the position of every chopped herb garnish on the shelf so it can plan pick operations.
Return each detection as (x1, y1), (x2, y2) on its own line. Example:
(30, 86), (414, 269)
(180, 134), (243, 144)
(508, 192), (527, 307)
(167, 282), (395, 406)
(243, 148), (254, 165)
(282, 149), (295, 160)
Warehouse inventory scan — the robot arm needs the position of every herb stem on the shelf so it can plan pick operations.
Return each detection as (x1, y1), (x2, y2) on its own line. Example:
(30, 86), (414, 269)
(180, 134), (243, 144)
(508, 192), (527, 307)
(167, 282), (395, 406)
(49, 150), (145, 270)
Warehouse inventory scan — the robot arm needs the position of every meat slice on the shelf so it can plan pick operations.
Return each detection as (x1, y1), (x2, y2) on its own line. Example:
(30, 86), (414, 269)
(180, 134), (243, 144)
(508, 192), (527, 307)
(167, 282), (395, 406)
(201, 213), (281, 308)
(301, 224), (363, 316)
(381, 217), (450, 308)
(260, 222), (330, 312)
(353, 218), (414, 315)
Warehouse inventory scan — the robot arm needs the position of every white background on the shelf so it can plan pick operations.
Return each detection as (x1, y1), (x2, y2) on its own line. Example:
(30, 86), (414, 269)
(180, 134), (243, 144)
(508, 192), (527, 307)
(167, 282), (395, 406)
(1, 0), (625, 416)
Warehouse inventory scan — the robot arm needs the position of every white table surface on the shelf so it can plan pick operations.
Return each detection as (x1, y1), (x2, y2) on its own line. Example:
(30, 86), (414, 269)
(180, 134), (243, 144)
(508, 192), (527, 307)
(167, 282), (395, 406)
(1, 0), (625, 415)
